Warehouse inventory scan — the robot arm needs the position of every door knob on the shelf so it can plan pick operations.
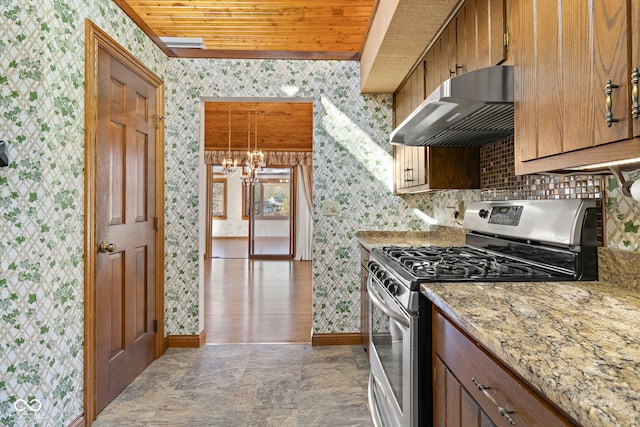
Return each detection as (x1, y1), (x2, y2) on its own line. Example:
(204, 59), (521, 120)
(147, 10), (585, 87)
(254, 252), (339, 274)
(98, 242), (116, 253)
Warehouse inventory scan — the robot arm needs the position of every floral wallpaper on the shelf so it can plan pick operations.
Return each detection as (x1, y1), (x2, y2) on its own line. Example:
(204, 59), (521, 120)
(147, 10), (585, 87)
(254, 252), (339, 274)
(0, 0), (167, 425)
(604, 170), (640, 251)
(2, 0), (640, 426)
(163, 58), (463, 333)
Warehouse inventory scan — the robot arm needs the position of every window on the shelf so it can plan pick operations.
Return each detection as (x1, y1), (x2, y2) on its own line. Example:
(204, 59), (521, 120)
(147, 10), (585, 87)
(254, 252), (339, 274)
(242, 178), (291, 221)
(211, 175), (227, 220)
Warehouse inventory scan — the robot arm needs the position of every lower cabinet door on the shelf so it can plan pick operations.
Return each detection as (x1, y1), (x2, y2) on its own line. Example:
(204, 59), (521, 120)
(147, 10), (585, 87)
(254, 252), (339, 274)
(434, 355), (496, 427)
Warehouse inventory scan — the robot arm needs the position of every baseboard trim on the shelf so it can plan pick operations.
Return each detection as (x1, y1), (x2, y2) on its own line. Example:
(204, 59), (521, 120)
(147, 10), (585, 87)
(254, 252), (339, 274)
(67, 413), (85, 427)
(165, 330), (207, 348)
(311, 333), (363, 346)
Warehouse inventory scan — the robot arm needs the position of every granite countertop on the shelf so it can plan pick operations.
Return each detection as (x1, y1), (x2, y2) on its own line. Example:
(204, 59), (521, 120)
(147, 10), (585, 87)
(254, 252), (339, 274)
(421, 280), (640, 427)
(356, 227), (466, 251)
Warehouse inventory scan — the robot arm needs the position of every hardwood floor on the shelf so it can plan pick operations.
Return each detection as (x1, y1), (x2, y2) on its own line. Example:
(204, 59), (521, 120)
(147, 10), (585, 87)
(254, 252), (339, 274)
(204, 258), (312, 344)
(211, 237), (248, 258)
(211, 236), (291, 258)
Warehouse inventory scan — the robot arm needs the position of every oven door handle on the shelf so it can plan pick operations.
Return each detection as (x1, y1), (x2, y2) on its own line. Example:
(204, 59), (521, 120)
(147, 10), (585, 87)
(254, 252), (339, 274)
(368, 372), (383, 427)
(367, 279), (410, 328)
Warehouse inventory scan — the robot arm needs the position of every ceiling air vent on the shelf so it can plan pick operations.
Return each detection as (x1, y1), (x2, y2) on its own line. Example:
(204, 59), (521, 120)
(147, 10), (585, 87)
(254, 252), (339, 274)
(160, 37), (205, 49)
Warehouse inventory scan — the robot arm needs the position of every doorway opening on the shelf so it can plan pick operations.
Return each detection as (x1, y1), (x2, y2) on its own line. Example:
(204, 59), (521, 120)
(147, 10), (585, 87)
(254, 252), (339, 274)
(201, 99), (313, 344)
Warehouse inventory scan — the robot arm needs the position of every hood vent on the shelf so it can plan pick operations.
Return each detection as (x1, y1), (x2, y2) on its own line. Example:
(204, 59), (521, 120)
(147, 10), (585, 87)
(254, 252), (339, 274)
(390, 66), (514, 147)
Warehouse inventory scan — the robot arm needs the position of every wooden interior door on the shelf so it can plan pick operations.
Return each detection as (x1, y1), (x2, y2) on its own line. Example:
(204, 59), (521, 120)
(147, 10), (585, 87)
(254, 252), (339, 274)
(95, 46), (157, 413)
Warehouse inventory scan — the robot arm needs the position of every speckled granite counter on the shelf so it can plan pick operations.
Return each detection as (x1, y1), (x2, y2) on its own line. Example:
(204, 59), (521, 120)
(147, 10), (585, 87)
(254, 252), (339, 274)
(421, 280), (640, 427)
(357, 227), (466, 251)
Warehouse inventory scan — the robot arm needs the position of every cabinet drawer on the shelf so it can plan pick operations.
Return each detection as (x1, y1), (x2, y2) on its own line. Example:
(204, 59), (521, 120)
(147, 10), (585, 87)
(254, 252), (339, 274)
(434, 311), (572, 426)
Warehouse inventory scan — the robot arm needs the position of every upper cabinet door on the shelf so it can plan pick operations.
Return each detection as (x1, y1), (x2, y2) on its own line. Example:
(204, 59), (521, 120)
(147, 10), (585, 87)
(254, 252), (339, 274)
(593, 0), (631, 145)
(512, 0), (640, 174)
(455, 0), (506, 76)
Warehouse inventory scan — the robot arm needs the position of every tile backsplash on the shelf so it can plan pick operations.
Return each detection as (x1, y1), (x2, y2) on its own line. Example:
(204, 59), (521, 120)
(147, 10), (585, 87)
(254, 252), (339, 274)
(478, 137), (639, 251)
(480, 137), (602, 200)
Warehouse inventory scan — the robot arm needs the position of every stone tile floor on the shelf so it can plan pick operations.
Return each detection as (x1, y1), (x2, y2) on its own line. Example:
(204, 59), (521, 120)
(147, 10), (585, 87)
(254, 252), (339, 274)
(93, 344), (372, 426)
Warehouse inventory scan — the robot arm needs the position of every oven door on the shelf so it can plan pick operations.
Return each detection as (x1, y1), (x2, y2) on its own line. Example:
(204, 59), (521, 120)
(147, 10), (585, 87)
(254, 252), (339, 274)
(367, 275), (417, 427)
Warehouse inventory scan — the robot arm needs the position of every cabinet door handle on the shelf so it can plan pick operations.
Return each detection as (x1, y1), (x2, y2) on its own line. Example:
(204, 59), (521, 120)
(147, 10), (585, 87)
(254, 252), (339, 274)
(472, 377), (516, 425)
(632, 67), (639, 120)
(605, 80), (620, 127)
(403, 168), (414, 182)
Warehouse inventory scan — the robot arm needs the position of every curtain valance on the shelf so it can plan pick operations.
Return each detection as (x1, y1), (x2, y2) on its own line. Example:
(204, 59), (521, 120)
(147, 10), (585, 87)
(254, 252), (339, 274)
(204, 150), (312, 166)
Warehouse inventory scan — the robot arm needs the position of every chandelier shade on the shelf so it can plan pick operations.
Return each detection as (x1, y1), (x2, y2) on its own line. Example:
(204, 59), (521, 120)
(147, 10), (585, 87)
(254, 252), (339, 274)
(222, 106), (239, 177)
(243, 111), (266, 184)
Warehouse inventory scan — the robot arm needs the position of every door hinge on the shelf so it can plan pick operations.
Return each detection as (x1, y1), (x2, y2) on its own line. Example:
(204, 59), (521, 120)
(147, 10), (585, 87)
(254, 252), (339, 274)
(154, 115), (165, 129)
(153, 319), (158, 333)
(504, 28), (510, 51)
(153, 217), (159, 231)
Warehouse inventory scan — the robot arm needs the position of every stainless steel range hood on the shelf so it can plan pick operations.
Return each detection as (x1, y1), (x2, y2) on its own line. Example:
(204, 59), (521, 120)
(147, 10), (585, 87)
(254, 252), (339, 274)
(390, 66), (514, 147)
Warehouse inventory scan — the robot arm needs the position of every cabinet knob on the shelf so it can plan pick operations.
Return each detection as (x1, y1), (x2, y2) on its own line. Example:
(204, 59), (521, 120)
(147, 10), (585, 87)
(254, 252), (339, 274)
(605, 80), (620, 127)
(632, 67), (639, 120)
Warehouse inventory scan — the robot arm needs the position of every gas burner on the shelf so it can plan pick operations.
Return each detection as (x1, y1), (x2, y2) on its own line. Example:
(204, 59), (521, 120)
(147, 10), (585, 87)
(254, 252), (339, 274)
(379, 244), (572, 282)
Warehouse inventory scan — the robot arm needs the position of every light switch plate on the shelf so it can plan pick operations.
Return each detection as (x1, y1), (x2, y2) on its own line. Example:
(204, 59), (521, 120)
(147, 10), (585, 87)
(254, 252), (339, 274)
(321, 200), (339, 216)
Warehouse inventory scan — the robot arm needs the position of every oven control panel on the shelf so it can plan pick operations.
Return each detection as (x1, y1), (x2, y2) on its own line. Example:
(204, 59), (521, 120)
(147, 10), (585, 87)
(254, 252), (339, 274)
(368, 260), (400, 296)
(487, 205), (523, 226)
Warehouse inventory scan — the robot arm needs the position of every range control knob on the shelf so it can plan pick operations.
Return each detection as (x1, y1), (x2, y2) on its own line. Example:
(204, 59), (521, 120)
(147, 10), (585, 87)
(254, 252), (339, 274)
(387, 282), (400, 296)
(367, 260), (379, 274)
(479, 209), (490, 219)
(383, 278), (400, 296)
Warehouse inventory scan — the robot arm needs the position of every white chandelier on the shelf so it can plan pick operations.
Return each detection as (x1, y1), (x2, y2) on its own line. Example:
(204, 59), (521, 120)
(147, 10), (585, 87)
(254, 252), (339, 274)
(221, 105), (239, 177)
(243, 111), (265, 184)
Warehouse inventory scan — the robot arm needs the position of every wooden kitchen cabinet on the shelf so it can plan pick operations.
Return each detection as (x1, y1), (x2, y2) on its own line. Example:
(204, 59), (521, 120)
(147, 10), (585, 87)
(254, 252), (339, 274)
(360, 244), (370, 353)
(434, 356), (496, 427)
(392, 0), (504, 194)
(424, 0), (506, 96)
(511, 0), (640, 174)
(394, 63), (429, 192)
(393, 56), (480, 194)
(433, 309), (573, 427)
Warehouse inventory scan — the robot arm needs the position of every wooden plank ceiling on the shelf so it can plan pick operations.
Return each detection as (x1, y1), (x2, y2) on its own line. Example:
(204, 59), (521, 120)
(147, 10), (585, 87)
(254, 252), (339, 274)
(204, 102), (313, 152)
(113, 0), (377, 60)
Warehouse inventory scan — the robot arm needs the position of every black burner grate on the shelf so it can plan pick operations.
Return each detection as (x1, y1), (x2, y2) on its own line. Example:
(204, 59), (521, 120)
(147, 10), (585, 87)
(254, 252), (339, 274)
(381, 245), (566, 281)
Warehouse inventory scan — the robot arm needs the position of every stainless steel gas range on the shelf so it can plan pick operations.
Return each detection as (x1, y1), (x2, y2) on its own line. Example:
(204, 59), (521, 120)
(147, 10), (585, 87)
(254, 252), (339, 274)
(367, 199), (598, 427)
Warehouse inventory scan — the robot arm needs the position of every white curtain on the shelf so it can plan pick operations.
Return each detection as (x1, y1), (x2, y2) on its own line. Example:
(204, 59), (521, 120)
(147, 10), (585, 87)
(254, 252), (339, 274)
(294, 165), (313, 260)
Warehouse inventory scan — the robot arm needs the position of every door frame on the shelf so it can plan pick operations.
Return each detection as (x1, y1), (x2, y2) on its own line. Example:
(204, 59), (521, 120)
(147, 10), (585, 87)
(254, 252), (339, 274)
(83, 19), (165, 424)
